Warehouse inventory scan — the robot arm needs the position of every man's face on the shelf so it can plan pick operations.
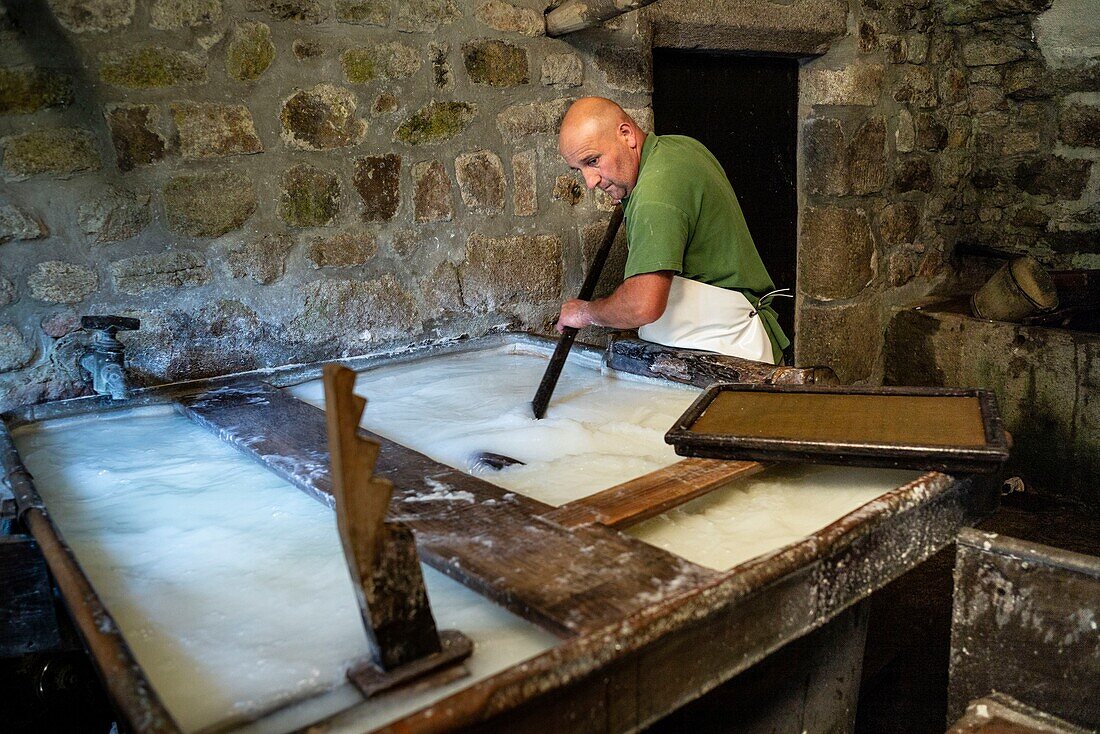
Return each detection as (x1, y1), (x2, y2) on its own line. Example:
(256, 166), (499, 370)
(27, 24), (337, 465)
(559, 122), (640, 202)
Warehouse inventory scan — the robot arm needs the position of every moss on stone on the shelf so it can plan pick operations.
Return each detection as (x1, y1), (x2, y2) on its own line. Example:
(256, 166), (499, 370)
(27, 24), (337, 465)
(395, 101), (475, 145)
(335, 0), (388, 24)
(226, 21), (275, 81)
(463, 39), (529, 87)
(278, 164), (341, 227)
(163, 171), (256, 237)
(100, 46), (207, 89)
(0, 67), (73, 114)
(280, 84), (366, 150)
(341, 43), (420, 84)
(2, 128), (100, 177)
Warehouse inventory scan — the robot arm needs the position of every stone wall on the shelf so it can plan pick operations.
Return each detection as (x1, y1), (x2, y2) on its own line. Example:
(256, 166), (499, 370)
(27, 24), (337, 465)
(0, 0), (649, 409)
(793, 0), (1098, 383)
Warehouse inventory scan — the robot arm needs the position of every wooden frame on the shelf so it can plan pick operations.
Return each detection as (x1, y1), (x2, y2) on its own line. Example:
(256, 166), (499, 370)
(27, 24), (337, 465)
(666, 384), (1010, 473)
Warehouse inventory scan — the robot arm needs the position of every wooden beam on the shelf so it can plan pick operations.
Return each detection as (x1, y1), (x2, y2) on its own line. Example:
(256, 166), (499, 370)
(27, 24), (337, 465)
(545, 0), (661, 37)
(544, 458), (768, 530)
(177, 383), (717, 638)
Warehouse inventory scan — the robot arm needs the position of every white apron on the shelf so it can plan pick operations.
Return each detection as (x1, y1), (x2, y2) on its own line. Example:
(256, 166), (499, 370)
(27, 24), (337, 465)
(638, 275), (775, 364)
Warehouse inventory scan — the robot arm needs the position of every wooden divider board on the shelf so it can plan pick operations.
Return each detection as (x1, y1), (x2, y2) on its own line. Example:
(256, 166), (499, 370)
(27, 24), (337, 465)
(177, 384), (720, 638)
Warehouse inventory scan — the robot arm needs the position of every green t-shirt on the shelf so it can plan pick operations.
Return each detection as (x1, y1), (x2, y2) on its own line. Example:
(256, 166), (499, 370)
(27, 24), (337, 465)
(622, 134), (790, 363)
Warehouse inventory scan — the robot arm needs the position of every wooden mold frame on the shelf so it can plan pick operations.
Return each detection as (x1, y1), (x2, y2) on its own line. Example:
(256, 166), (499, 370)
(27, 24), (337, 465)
(0, 333), (999, 734)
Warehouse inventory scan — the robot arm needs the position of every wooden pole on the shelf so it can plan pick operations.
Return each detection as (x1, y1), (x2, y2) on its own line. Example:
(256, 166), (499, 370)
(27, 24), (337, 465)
(545, 0), (662, 37)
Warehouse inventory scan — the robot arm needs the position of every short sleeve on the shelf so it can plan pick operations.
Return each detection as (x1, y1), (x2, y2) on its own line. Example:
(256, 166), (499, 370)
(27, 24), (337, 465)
(623, 201), (691, 278)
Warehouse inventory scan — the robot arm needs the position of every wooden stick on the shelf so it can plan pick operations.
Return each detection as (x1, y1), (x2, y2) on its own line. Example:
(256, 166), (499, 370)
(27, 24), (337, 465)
(544, 459), (768, 530)
(532, 205), (624, 419)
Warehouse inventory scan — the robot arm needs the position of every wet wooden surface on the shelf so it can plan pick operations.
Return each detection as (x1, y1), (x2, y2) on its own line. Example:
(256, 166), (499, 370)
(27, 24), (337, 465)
(544, 458), (766, 529)
(177, 383), (717, 638)
(0, 536), (61, 657)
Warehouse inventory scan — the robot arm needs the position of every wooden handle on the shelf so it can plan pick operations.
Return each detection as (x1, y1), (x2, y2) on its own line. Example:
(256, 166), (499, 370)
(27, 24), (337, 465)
(532, 206), (624, 419)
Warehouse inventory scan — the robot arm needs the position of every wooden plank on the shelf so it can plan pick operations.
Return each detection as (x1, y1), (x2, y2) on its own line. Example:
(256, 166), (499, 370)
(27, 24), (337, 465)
(177, 383), (717, 638)
(544, 458), (767, 529)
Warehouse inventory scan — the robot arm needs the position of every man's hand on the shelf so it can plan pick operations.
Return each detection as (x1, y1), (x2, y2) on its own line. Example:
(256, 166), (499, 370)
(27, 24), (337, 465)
(553, 271), (674, 334)
(555, 299), (593, 332)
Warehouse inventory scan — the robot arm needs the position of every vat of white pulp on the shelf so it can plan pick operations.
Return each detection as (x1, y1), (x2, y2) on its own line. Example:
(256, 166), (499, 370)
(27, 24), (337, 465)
(0, 332), (997, 734)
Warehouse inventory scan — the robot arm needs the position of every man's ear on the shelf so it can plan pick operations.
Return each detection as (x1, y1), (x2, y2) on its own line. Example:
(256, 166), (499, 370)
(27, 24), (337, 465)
(619, 122), (638, 149)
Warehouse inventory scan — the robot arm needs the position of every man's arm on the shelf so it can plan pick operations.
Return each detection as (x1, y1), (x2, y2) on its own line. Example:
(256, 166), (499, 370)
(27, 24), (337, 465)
(555, 271), (673, 332)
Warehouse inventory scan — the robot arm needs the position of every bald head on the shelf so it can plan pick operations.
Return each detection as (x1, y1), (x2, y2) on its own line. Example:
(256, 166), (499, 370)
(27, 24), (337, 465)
(558, 97), (646, 202)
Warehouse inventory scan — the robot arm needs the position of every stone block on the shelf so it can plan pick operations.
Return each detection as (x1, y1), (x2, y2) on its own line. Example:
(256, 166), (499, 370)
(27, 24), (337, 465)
(335, 0), (388, 24)
(164, 171), (256, 237)
(420, 261), (464, 316)
(962, 37), (1026, 66)
(968, 84), (1004, 113)
(78, 187), (151, 243)
(796, 294), (882, 383)
(150, 0), (221, 29)
(226, 21), (275, 81)
(395, 101), (475, 145)
(280, 84), (366, 150)
(226, 234), (292, 283)
(626, 106), (654, 131)
(0, 200), (46, 244)
(458, 233), (562, 310)
(394, 0), (459, 32)
(496, 98), (571, 141)
(455, 150), (505, 214)
(876, 201), (920, 247)
(593, 44), (652, 93)
(803, 117), (847, 196)
(893, 156), (933, 193)
(99, 46), (207, 88)
(802, 64), (883, 106)
(342, 43), (421, 84)
(48, 0), (133, 32)
(0, 278), (15, 307)
(289, 275), (419, 343)
(171, 102), (262, 160)
(892, 65), (937, 107)
(110, 250), (210, 294)
(512, 149), (537, 216)
(307, 231), (377, 268)
(41, 311), (81, 338)
(372, 93), (399, 115)
(105, 104), (168, 172)
(848, 116), (886, 195)
(2, 128), (99, 178)
(0, 67), (72, 114)
(895, 108), (915, 152)
(430, 42), (453, 90)
(293, 39), (324, 59)
(798, 207), (874, 300)
(475, 0), (544, 36)
(552, 174), (585, 206)
(0, 325), (33, 374)
(542, 53), (583, 88)
(247, 0), (324, 21)
(941, 0), (1048, 23)
(915, 113), (948, 151)
(353, 154), (401, 221)
(1059, 104), (1100, 148)
(1014, 156), (1092, 199)
(29, 261), (98, 304)
(1012, 206), (1049, 228)
(412, 160), (453, 222)
(463, 40), (529, 87)
(279, 164), (341, 227)
(1004, 61), (1052, 99)
(941, 67), (967, 104)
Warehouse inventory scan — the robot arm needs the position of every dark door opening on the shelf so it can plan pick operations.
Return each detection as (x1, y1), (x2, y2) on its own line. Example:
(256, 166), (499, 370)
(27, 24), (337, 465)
(652, 49), (799, 352)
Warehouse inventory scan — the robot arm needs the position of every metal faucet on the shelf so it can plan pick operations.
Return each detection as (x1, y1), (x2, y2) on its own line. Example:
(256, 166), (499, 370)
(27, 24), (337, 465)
(80, 316), (140, 401)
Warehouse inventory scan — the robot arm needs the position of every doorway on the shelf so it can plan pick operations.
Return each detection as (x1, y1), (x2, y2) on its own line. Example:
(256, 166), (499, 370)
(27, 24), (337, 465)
(652, 49), (799, 350)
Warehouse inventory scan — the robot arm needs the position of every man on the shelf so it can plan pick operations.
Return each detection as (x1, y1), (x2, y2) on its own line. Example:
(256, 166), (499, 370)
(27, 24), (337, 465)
(555, 97), (789, 365)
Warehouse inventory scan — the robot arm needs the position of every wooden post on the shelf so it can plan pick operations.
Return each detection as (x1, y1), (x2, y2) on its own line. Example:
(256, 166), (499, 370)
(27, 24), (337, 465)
(322, 365), (472, 694)
(545, 0), (662, 37)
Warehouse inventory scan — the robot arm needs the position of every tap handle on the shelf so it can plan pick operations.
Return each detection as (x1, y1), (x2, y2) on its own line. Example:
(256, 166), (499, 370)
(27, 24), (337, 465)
(82, 315), (140, 334)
